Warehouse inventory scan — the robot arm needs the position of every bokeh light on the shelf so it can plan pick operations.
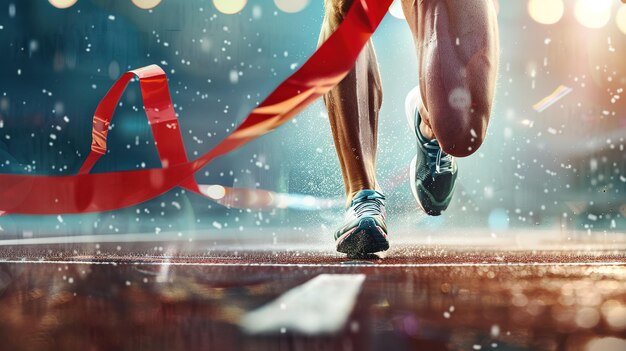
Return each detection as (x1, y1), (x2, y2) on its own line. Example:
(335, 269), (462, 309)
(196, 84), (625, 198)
(274, 0), (309, 13)
(616, 5), (626, 35)
(131, 0), (162, 10)
(389, 0), (405, 20)
(48, 0), (78, 9)
(527, 0), (564, 25)
(574, 0), (612, 29)
(584, 337), (626, 351)
(488, 208), (509, 231)
(203, 185), (226, 200)
(213, 0), (247, 15)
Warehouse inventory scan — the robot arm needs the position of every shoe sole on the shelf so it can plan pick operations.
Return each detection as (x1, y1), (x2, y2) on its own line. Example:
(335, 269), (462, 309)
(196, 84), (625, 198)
(336, 218), (389, 256)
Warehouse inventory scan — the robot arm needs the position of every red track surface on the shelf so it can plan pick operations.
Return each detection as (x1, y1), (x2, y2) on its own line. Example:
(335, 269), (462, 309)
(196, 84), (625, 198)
(0, 239), (625, 351)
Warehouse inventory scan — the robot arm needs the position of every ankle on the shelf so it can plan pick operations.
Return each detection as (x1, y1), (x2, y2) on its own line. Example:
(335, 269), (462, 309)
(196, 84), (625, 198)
(419, 121), (435, 141)
(346, 187), (380, 207)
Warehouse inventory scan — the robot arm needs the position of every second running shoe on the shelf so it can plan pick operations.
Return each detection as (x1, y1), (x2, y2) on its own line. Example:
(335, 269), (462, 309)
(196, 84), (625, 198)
(334, 189), (389, 255)
(408, 108), (458, 216)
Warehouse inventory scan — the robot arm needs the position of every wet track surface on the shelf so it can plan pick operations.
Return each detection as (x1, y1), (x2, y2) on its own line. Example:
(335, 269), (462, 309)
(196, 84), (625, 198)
(0, 236), (625, 351)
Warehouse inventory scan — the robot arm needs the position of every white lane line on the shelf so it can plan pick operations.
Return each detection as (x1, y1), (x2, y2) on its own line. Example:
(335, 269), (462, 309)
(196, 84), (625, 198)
(0, 260), (624, 268)
(239, 274), (365, 335)
(0, 233), (230, 246)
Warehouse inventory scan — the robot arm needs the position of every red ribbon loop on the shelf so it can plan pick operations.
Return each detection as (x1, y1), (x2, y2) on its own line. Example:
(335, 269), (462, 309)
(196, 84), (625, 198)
(0, 0), (392, 215)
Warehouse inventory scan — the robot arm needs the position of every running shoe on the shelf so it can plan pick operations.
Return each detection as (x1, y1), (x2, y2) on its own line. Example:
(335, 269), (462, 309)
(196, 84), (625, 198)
(335, 189), (389, 255)
(408, 109), (458, 216)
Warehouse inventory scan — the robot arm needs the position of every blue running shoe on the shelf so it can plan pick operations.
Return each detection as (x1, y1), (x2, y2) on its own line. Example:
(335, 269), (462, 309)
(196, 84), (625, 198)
(408, 109), (458, 216)
(335, 189), (389, 255)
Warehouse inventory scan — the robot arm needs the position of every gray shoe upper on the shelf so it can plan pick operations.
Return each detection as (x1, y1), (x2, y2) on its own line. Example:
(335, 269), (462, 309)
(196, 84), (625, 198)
(334, 189), (387, 240)
(414, 111), (456, 178)
(349, 189), (386, 217)
(412, 110), (458, 211)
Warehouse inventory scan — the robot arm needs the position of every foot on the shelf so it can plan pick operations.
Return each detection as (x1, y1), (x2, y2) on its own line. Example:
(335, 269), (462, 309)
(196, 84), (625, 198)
(408, 109), (458, 216)
(335, 189), (389, 256)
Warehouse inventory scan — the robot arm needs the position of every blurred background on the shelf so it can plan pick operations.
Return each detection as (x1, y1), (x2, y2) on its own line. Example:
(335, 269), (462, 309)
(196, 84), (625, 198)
(0, 0), (624, 241)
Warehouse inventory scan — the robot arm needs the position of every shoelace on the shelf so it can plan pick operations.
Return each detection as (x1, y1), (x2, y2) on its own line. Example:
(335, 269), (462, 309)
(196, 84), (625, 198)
(423, 139), (453, 175)
(351, 193), (385, 217)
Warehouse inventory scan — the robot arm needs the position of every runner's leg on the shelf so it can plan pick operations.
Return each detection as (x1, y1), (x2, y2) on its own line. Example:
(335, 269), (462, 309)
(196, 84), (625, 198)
(319, 0), (383, 204)
(402, 0), (499, 157)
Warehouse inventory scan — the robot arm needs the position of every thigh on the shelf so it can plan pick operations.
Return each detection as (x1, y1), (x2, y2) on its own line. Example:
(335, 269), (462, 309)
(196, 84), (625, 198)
(323, 0), (354, 27)
(401, 0), (499, 154)
(319, 0), (354, 44)
(401, 0), (498, 65)
(441, 0), (499, 64)
(402, 0), (499, 99)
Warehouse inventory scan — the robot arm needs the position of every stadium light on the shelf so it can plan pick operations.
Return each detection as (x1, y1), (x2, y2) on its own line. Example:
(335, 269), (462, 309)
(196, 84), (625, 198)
(213, 0), (247, 14)
(574, 0), (612, 29)
(527, 0), (564, 25)
(274, 0), (309, 13)
(48, 0), (78, 9)
(616, 4), (626, 34)
(131, 0), (162, 10)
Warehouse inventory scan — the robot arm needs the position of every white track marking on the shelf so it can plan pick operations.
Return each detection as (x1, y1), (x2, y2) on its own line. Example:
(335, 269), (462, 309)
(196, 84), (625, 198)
(0, 233), (215, 246)
(239, 274), (365, 335)
(0, 234), (331, 251)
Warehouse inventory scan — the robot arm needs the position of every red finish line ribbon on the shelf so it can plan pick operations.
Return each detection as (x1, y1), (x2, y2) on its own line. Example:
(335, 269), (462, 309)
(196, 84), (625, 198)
(0, 0), (392, 215)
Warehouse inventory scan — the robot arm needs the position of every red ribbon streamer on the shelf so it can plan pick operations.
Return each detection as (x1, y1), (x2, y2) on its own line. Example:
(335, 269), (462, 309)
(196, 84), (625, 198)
(0, 0), (392, 215)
